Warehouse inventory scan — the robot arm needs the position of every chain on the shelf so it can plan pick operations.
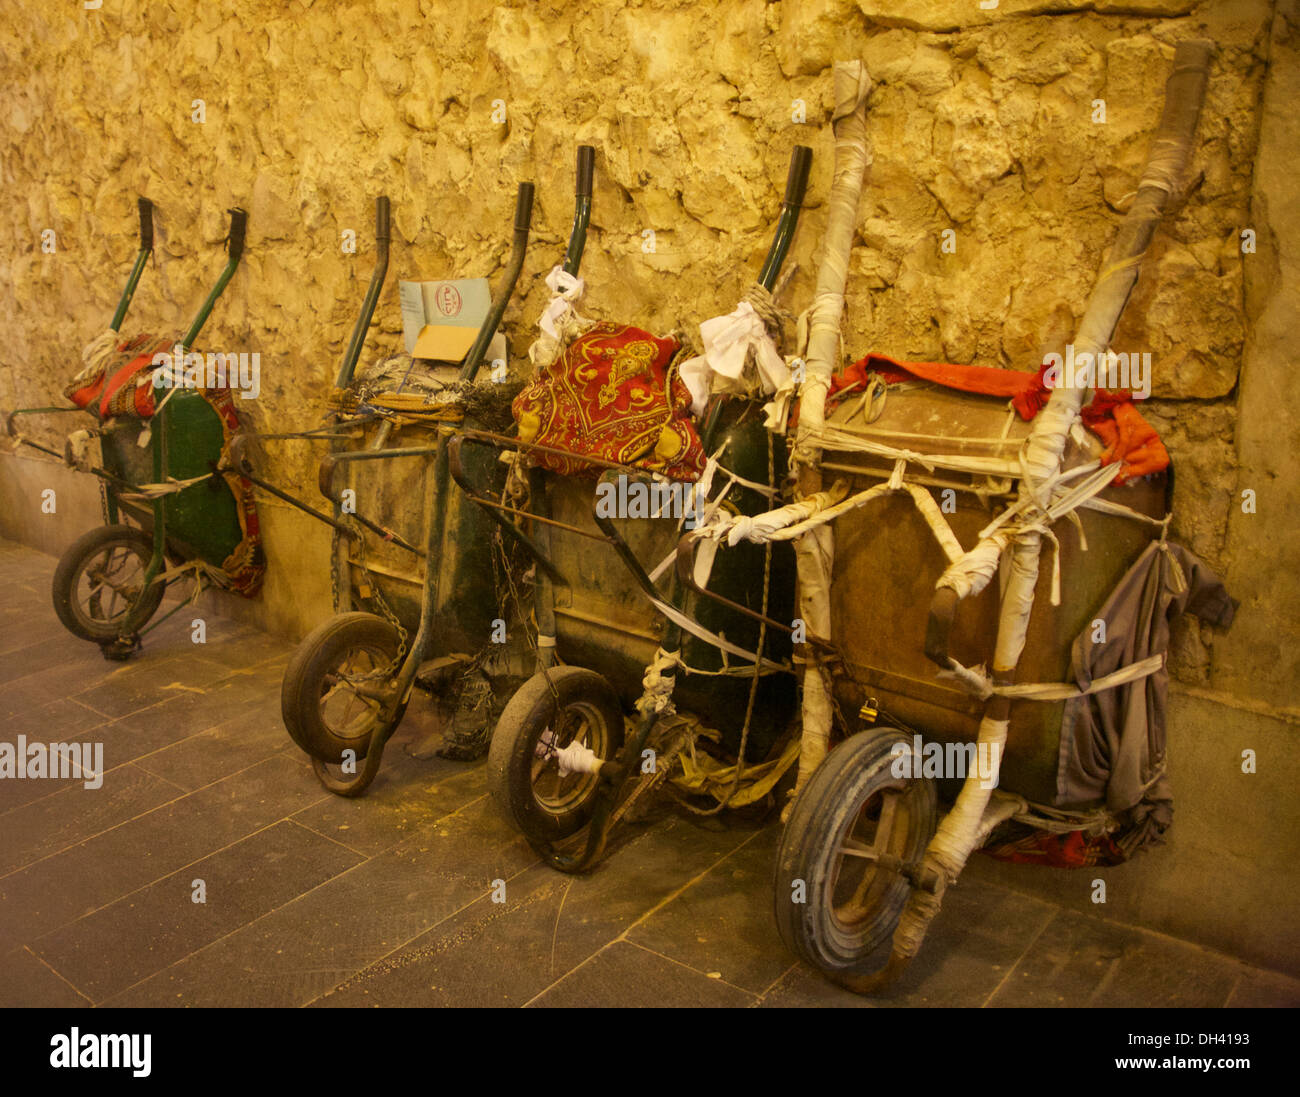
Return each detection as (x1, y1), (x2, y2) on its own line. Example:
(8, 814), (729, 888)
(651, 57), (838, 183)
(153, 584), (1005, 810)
(437, 473), (540, 714)
(332, 513), (408, 684)
(330, 524), (341, 613)
(608, 735), (689, 828)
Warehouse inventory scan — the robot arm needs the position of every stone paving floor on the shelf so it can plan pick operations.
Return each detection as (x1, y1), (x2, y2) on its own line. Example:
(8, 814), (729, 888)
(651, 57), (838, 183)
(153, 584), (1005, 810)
(1, 535), (1297, 1009)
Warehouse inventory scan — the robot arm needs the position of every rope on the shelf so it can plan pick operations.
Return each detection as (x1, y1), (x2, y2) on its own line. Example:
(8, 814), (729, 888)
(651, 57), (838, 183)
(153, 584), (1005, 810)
(741, 282), (792, 347)
(938, 651), (1165, 703)
(671, 431), (775, 815)
(118, 472), (217, 500)
(68, 328), (120, 388)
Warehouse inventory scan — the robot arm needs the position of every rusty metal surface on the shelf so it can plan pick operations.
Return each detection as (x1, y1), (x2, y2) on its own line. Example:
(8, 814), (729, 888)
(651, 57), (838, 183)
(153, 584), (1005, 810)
(823, 386), (1166, 803)
(338, 419), (500, 655)
(338, 405), (798, 754)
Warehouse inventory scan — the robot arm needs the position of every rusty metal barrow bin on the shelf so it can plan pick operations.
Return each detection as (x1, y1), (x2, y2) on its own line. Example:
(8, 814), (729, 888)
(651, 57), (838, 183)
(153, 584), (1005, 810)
(282, 150), (636, 795)
(278, 172), (545, 797)
(685, 44), (1229, 993)
(279, 141), (816, 863)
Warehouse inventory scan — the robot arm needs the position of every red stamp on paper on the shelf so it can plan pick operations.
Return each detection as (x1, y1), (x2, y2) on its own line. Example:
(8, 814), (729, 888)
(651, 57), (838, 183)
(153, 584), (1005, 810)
(434, 284), (462, 317)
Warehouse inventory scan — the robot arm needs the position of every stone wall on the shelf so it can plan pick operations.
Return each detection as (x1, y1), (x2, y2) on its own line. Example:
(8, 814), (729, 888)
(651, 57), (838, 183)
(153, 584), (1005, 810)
(1, 0), (1296, 972)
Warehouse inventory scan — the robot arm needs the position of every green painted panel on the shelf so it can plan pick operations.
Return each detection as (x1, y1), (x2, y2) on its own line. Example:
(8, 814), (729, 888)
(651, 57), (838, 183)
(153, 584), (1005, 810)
(99, 392), (244, 569)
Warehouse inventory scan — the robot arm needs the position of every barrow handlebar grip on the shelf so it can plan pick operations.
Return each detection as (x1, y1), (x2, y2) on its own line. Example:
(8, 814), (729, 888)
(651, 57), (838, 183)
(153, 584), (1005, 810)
(514, 182), (535, 233)
(576, 145), (595, 199)
(784, 145), (813, 208)
(227, 207), (248, 260)
(137, 197), (153, 250)
(375, 195), (391, 243)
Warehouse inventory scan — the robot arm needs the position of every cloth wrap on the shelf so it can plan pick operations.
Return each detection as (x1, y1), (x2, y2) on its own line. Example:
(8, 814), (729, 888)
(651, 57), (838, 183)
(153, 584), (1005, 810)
(512, 321), (706, 481)
(826, 353), (1169, 485)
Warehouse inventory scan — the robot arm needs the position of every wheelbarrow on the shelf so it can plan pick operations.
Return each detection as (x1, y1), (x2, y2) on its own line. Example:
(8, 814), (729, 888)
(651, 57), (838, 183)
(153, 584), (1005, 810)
(475, 145), (816, 871)
(5, 202), (262, 659)
(280, 170), (548, 796)
(690, 45), (1222, 992)
(281, 143), (815, 824)
(6, 198), (398, 661)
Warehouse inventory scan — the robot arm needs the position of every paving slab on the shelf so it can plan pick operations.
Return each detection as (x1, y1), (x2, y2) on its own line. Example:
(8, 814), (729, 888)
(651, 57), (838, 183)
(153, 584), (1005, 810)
(988, 908), (1246, 1009)
(105, 796), (536, 1007)
(0, 537), (1293, 1009)
(314, 813), (754, 1008)
(0, 752), (326, 951)
(528, 939), (756, 1008)
(0, 946), (90, 1008)
(32, 820), (363, 1003)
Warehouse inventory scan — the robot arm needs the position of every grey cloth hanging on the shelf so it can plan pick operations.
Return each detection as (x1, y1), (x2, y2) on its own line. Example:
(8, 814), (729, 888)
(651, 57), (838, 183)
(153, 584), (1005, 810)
(1056, 539), (1237, 856)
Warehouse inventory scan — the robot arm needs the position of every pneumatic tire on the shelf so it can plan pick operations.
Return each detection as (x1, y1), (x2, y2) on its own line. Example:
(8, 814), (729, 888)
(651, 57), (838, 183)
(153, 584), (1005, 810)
(773, 727), (937, 989)
(488, 666), (625, 843)
(52, 524), (165, 643)
(281, 611), (408, 764)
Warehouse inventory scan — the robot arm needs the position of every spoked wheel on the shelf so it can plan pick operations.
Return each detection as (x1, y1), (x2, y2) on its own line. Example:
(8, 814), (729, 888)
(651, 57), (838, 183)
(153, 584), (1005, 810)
(488, 666), (625, 845)
(773, 727), (937, 992)
(52, 524), (165, 643)
(281, 612), (408, 767)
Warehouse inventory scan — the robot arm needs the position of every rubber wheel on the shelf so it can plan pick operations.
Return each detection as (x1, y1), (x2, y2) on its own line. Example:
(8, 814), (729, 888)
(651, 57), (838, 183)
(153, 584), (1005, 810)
(773, 727), (937, 987)
(52, 524), (165, 643)
(488, 666), (625, 843)
(281, 612), (408, 764)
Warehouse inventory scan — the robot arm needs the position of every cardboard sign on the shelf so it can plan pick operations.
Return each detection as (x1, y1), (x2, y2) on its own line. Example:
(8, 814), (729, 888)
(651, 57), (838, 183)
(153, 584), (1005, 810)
(399, 278), (491, 361)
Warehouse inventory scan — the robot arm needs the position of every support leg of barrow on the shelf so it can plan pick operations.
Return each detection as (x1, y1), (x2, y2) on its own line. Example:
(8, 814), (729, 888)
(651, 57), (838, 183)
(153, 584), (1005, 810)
(536, 706), (661, 874)
(310, 709), (399, 798)
(101, 632), (143, 662)
(840, 710), (1014, 995)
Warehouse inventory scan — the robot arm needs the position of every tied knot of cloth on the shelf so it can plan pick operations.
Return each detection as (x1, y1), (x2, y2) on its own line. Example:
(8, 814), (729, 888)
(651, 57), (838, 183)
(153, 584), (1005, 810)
(679, 283), (793, 418)
(539, 265), (587, 341)
(635, 648), (682, 717)
(530, 265), (590, 371)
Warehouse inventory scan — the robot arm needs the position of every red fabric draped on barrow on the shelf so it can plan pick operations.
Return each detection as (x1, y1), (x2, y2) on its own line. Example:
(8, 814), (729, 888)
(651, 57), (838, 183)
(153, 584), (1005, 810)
(822, 353), (1169, 485)
(512, 321), (707, 482)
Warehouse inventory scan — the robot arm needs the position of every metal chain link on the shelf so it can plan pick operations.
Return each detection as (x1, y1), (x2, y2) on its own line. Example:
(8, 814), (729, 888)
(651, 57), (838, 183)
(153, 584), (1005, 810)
(332, 513), (408, 685)
(329, 525), (341, 613)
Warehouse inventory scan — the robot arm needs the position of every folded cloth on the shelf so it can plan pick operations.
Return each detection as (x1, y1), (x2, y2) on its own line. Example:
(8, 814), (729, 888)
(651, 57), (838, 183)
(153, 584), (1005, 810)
(512, 321), (706, 481)
(832, 352), (1053, 419)
(823, 353), (1168, 484)
(678, 299), (788, 417)
(66, 332), (178, 419)
(1055, 539), (1236, 858)
(64, 332), (265, 598)
(981, 826), (1127, 868)
(1080, 390), (1169, 484)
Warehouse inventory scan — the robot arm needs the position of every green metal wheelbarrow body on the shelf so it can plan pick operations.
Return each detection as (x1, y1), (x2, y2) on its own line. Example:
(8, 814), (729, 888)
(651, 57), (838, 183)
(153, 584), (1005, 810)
(101, 389), (244, 571)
